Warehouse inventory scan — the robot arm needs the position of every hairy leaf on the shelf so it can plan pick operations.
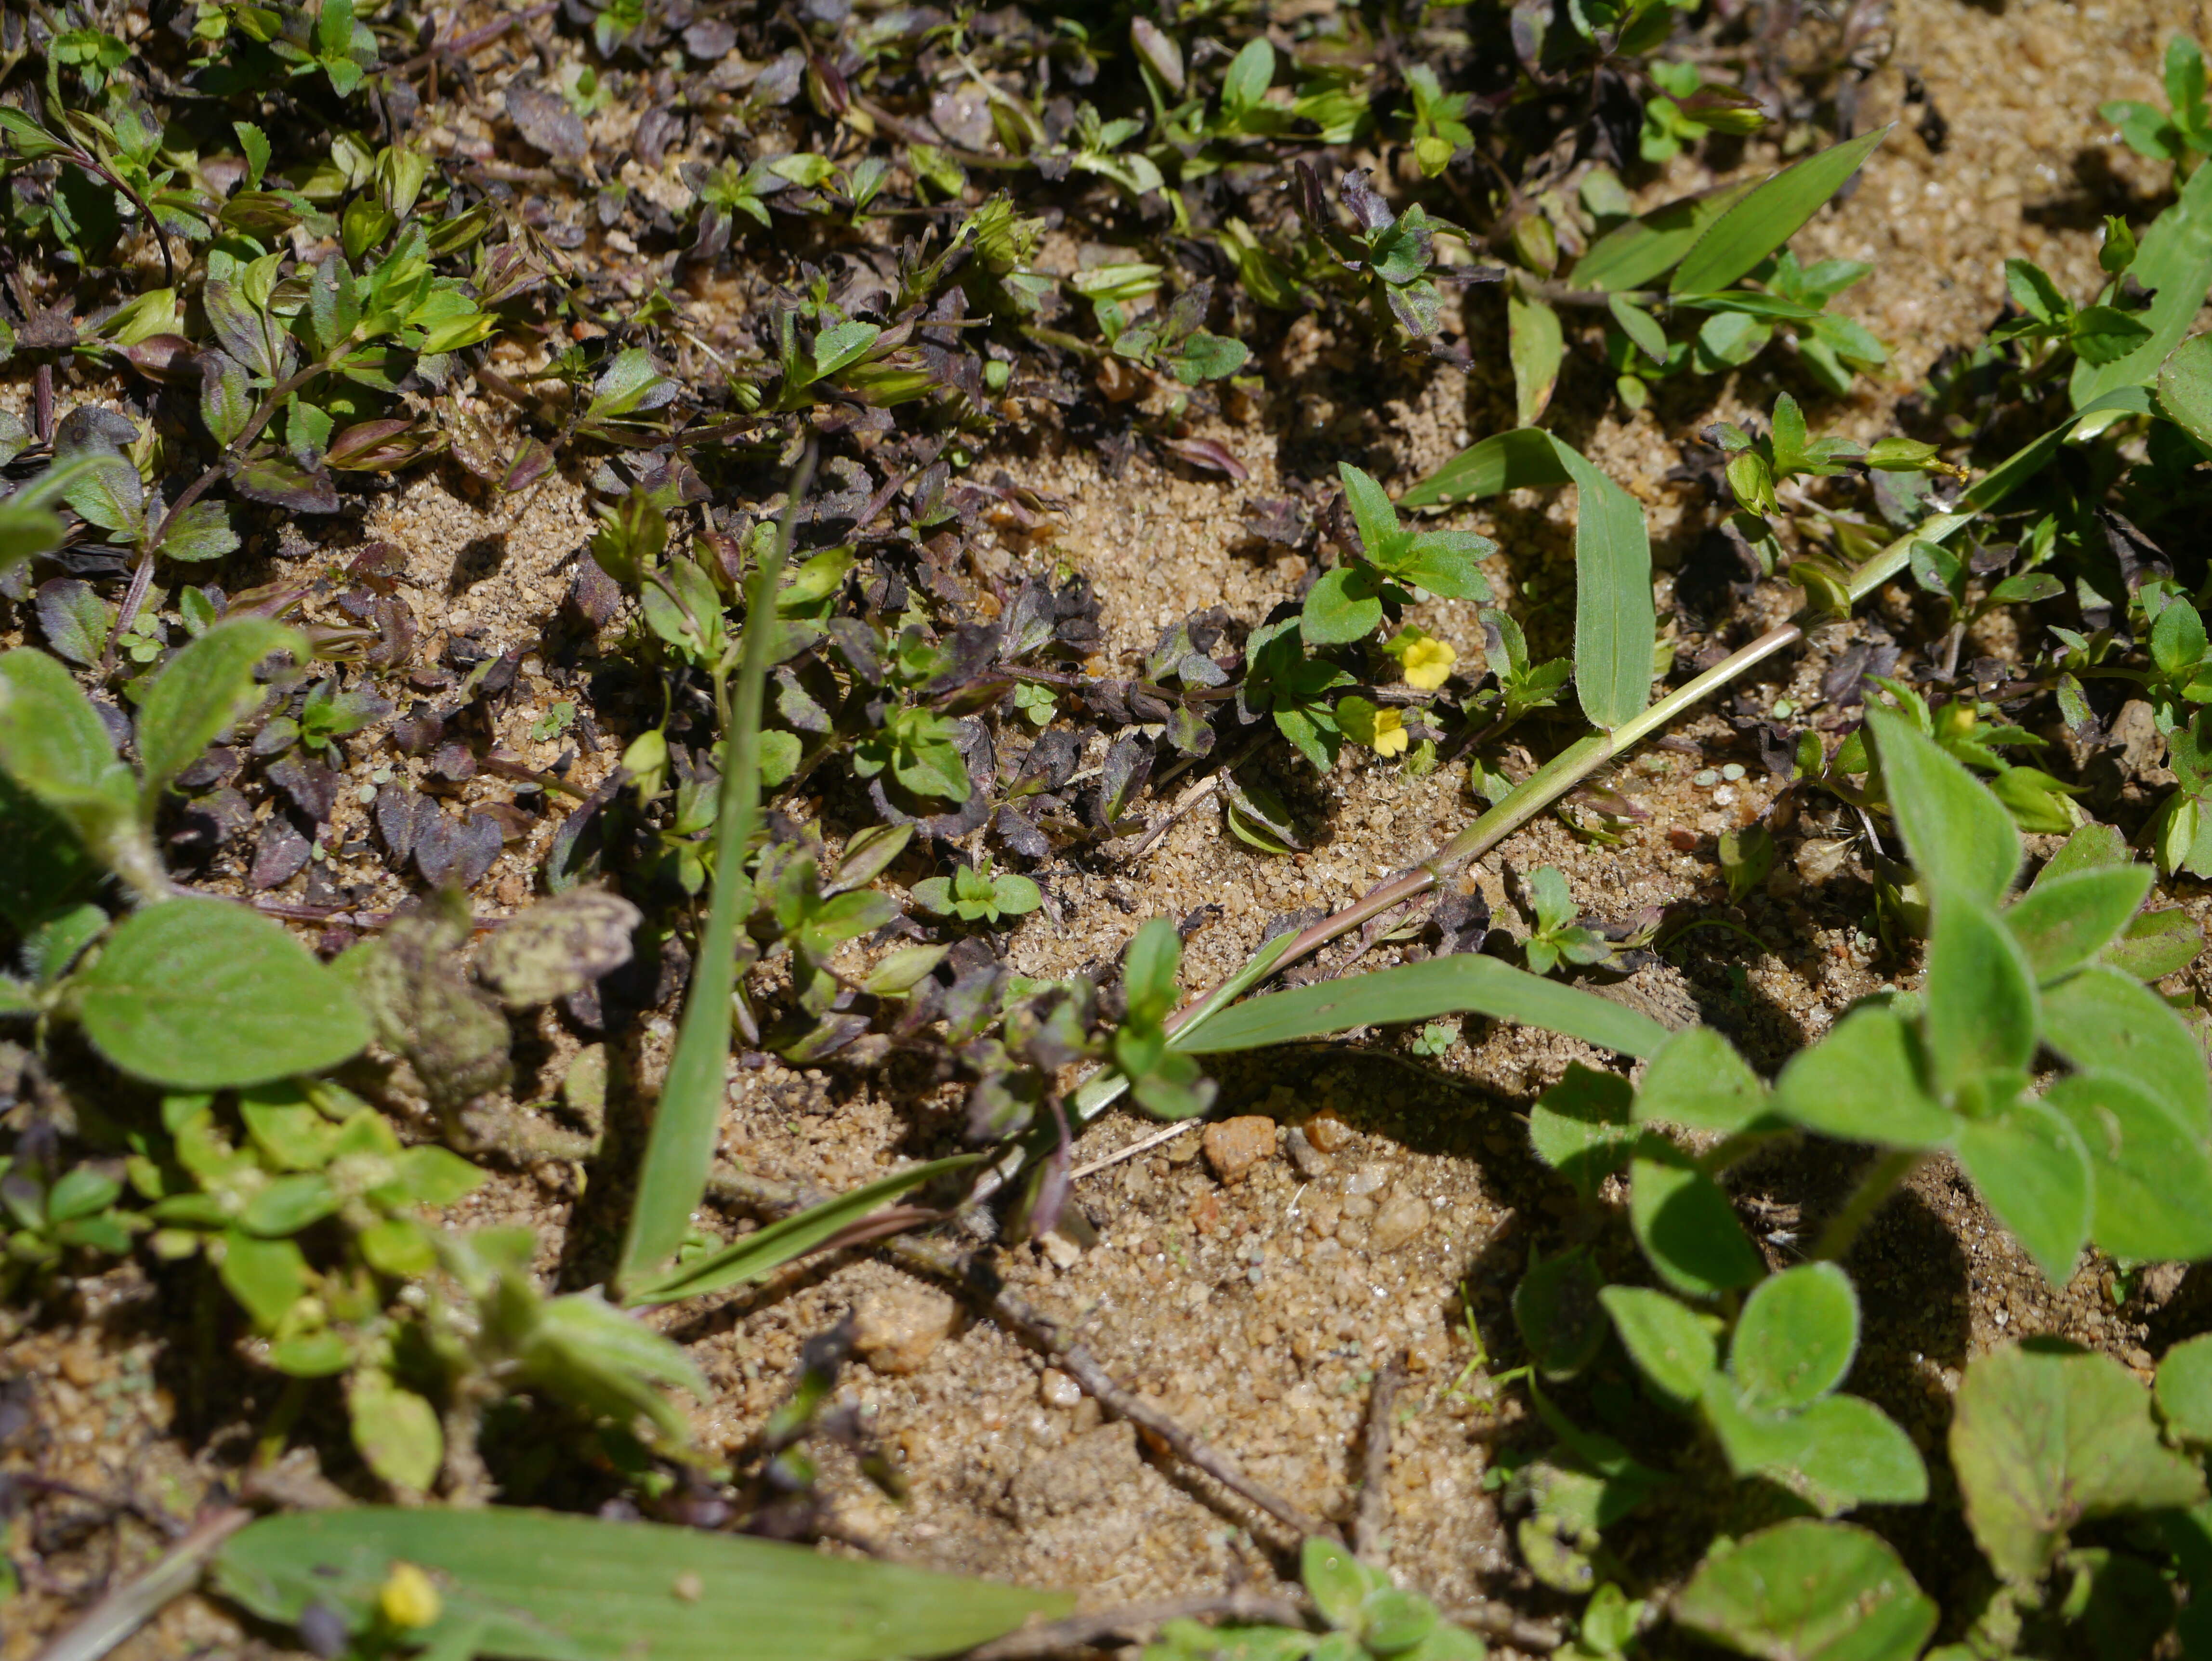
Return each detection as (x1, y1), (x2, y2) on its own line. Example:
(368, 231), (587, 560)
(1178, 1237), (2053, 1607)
(1675, 1520), (1936, 1661)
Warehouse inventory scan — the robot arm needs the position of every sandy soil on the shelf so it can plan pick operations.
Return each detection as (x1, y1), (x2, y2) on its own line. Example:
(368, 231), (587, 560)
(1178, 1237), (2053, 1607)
(9, 2), (2212, 1657)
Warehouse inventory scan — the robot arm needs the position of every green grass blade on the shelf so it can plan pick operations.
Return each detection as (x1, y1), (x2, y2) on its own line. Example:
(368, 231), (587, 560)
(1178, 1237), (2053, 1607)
(212, 1507), (1071, 1661)
(1958, 388), (2151, 514)
(625, 1154), (981, 1305)
(2073, 156), (2212, 408)
(1173, 955), (1672, 1059)
(616, 446), (817, 1295)
(1394, 430), (1651, 728)
(1669, 127), (1888, 296)
(1551, 438), (1654, 730)
(1569, 179), (1756, 293)
(1396, 427), (1569, 509)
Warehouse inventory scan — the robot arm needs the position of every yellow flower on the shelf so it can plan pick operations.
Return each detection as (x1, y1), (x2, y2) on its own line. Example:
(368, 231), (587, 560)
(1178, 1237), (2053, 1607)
(1371, 709), (1410, 758)
(1402, 635), (1456, 691)
(380, 1563), (443, 1630)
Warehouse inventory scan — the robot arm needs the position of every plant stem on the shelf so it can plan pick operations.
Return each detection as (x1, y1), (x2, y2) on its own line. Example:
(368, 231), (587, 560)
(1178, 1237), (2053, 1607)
(615, 440), (817, 1295)
(1811, 1147), (1927, 1263)
(28, 1505), (252, 1661)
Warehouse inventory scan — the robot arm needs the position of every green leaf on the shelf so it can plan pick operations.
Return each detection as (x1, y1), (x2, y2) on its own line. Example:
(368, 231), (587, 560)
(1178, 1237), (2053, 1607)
(1222, 37), (1274, 111)
(1670, 127), (1889, 296)
(1705, 1390), (1928, 1514)
(1774, 1005), (1953, 1149)
(1952, 1099), (2091, 1287)
(212, 1507), (1072, 1661)
(1569, 179), (1756, 292)
(1301, 565), (1385, 646)
(2042, 964), (2210, 1133)
(1922, 902), (2038, 1096)
(1950, 1342), (2205, 1584)
(2072, 304), (2155, 365)
(626, 1155), (981, 1305)
(2048, 1071), (2212, 1262)
(1634, 1025), (1770, 1133)
(1731, 1265), (1857, 1413)
(1392, 533), (1494, 602)
(348, 1374), (442, 1493)
(1176, 953), (1671, 1058)
(2001, 865), (2152, 982)
(0, 646), (136, 848)
(1528, 1064), (1636, 1200)
(1600, 1286), (1715, 1410)
(1123, 918), (1183, 1026)
(1675, 1520), (1937, 1661)
(1865, 706), (2020, 909)
(1514, 1244), (1609, 1381)
(1509, 289), (1563, 426)
(136, 619), (304, 805)
(2074, 155), (2212, 407)
(1607, 293), (1669, 363)
(1301, 1536), (1376, 1630)
(2157, 1333), (2212, 1447)
(76, 899), (370, 1089)
(218, 1229), (307, 1331)
(1631, 1141), (1764, 1299)
(2105, 906), (2205, 979)
(1336, 463), (1403, 561)
(2157, 332), (2212, 449)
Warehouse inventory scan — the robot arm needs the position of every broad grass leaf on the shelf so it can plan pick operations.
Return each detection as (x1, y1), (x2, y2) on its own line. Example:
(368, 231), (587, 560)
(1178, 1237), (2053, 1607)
(136, 618), (304, 803)
(1634, 1025), (1770, 1132)
(2002, 864), (2152, 981)
(1630, 1139), (1763, 1298)
(2042, 964), (2211, 1133)
(1599, 1286), (1715, 1409)
(2156, 1333), (2212, 1447)
(1670, 127), (1889, 296)
(1705, 1390), (1928, 1514)
(1951, 1342), (2204, 1584)
(2074, 158), (2212, 407)
(1865, 707), (2020, 908)
(1773, 1004), (1952, 1149)
(76, 898), (370, 1088)
(1176, 953), (1671, 1058)
(1923, 902), (2038, 1095)
(2048, 1071), (2212, 1262)
(1731, 1265), (1857, 1413)
(1397, 428), (1569, 508)
(1952, 1099), (2091, 1287)
(1509, 289), (1563, 425)
(626, 1154), (982, 1305)
(2158, 331), (2212, 449)
(1569, 178), (1755, 292)
(1675, 1519), (1936, 1661)
(212, 1507), (1071, 1661)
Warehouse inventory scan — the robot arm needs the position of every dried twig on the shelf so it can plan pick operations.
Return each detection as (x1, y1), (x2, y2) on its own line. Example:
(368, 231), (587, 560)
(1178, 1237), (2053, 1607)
(1353, 1360), (1401, 1564)
(966, 1591), (1309, 1661)
(29, 1505), (252, 1661)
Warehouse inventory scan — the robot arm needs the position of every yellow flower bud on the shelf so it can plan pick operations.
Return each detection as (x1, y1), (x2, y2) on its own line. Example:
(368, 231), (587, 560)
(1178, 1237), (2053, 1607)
(380, 1562), (442, 1630)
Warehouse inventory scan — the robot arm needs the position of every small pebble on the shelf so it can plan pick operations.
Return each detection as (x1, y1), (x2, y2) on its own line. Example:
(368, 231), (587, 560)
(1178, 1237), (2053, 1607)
(1039, 1231), (1081, 1270)
(1346, 1164), (1388, 1197)
(1039, 1367), (1082, 1409)
(1203, 1115), (1277, 1184)
(1721, 763), (1746, 781)
(1772, 698), (1794, 718)
(1303, 1113), (1354, 1153)
(1371, 1195), (1431, 1253)
(1692, 768), (1719, 787)
(852, 1285), (958, 1375)
(1286, 1126), (1331, 1179)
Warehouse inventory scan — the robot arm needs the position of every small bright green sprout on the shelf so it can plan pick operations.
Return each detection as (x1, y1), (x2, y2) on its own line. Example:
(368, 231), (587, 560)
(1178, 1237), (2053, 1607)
(911, 857), (1042, 925)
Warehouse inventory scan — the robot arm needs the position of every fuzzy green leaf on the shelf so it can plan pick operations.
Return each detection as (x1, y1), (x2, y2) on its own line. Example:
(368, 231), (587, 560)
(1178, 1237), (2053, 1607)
(1601, 1285), (1716, 1410)
(1635, 1025), (1770, 1133)
(2042, 964), (2210, 1133)
(76, 899), (370, 1089)
(1865, 706), (2020, 909)
(1951, 1342), (2205, 1584)
(1773, 1004), (1952, 1149)
(1923, 902), (2039, 1096)
(1675, 1520), (1936, 1661)
(2157, 1333), (2212, 1447)
(1528, 1064), (1636, 1200)
(136, 619), (304, 806)
(1705, 1389), (1928, 1515)
(2001, 864), (2152, 982)
(1952, 1098), (2091, 1287)
(2049, 1070), (2212, 1263)
(1631, 1140), (1764, 1298)
(1731, 1265), (1858, 1413)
